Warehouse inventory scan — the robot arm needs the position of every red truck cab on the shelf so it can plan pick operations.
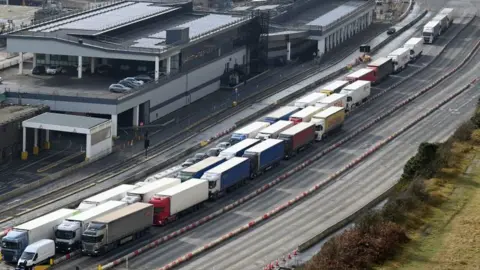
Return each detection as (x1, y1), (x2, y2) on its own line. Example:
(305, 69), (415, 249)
(289, 117), (302, 124)
(149, 196), (171, 225)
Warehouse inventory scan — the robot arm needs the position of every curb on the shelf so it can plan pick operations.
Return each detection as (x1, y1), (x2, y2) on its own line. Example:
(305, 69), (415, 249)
(160, 72), (480, 270)
(0, 4), (430, 238)
(98, 17), (477, 270)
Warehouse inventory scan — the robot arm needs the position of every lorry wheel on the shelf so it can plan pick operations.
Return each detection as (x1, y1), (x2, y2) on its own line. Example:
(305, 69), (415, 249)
(250, 173), (256, 179)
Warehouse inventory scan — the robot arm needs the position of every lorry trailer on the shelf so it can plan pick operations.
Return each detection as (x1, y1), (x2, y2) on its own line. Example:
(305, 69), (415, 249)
(439, 8), (454, 27)
(262, 106), (300, 124)
(202, 157), (251, 199)
(294, 92), (327, 109)
(289, 106), (324, 124)
(340, 80), (371, 111)
(81, 202), (153, 255)
(278, 122), (316, 159)
(432, 14), (449, 33)
(387, 47), (410, 73)
(178, 156), (225, 182)
(403, 37), (424, 61)
(150, 179), (209, 225)
(55, 201), (127, 252)
(121, 178), (181, 204)
(345, 68), (375, 83)
(1, 208), (78, 263)
(366, 57), (393, 84)
(218, 138), (260, 160)
(423, 20), (441, 44)
(310, 106), (346, 140)
(256, 120), (294, 140)
(76, 184), (135, 210)
(230, 121), (270, 144)
(242, 139), (285, 177)
(315, 93), (347, 109)
(317, 80), (350, 96)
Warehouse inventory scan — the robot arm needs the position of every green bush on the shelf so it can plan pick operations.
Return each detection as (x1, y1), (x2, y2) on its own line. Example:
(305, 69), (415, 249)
(453, 121), (475, 141)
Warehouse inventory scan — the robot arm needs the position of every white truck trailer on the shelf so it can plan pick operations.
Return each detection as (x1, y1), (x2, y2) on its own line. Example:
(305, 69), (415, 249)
(289, 106), (324, 124)
(293, 92), (327, 108)
(81, 203), (153, 255)
(1, 208), (79, 263)
(121, 178), (181, 204)
(256, 120), (294, 140)
(55, 201), (127, 252)
(423, 20), (441, 44)
(76, 184), (135, 210)
(315, 93), (347, 110)
(150, 178), (209, 225)
(340, 80), (371, 111)
(439, 8), (454, 27)
(387, 47), (410, 73)
(230, 121), (270, 144)
(403, 37), (424, 61)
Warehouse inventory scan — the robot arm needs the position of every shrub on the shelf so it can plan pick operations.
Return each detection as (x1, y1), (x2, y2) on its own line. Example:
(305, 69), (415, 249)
(471, 129), (480, 144)
(453, 121), (475, 141)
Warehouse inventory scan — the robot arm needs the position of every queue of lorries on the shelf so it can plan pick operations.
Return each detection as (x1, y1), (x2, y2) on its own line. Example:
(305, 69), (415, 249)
(1, 9), (455, 269)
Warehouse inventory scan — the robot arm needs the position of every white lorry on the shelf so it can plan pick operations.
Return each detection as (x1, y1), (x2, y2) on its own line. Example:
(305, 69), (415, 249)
(403, 37), (424, 61)
(256, 120), (294, 140)
(289, 106), (324, 124)
(315, 93), (347, 111)
(17, 239), (55, 270)
(439, 8), (454, 27)
(340, 80), (371, 111)
(121, 178), (181, 204)
(423, 20), (441, 44)
(76, 184), (135, 211)
(218, 138), (260, 160)
(230, 121), (270, 144)
(310, 106), (346, 140)
(55, 201), (127, 252)
(387, 47), (410, 73)
(293, 92), (327, 108)
(317, 80), (349, 96)
(1, 208), (78, 263)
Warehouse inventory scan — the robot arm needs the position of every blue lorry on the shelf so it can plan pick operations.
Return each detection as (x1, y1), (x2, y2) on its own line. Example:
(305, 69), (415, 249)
(177, 157), (225, 182)
(201, 157), (251, 199)
(242, 139), (285, 177)
(262, 106), (300, 124)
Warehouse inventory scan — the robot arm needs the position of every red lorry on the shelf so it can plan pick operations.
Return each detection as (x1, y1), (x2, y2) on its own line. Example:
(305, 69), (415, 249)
(345, 68), (375, 83)
(366, 57), (394, 85)
(277, 122), (316, 159)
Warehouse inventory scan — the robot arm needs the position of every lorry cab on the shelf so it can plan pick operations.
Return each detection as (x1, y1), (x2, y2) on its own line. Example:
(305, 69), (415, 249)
(17, 239), (54, 269)
(310, 106), (345, 140)
(1, 231), (28, 263)
(81, 222), (108, 255)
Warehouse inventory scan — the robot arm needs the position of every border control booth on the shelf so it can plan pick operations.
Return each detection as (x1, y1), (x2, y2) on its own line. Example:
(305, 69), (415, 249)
(21, 113), (113, 161)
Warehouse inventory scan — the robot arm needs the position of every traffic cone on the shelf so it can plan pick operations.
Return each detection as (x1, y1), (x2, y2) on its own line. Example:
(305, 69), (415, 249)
(288, 254), (292, 260)
(293, 250), (298, 256)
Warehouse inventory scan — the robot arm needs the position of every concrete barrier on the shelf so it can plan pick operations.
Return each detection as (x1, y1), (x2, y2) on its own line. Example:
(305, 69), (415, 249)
(158, 73), (480, 270)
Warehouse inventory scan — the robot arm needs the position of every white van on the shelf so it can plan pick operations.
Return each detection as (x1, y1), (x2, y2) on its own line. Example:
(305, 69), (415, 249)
(17, 239), (55, 269)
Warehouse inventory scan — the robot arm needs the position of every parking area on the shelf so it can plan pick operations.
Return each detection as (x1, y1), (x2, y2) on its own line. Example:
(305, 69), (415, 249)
(0, 61), (147, 99)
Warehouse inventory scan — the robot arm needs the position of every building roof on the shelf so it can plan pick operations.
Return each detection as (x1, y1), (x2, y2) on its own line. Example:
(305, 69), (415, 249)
(0, 105), (47, 125)
(22, 112), (110, 134)
(307, 1), (365, 27)
(254, 5), (279, 10)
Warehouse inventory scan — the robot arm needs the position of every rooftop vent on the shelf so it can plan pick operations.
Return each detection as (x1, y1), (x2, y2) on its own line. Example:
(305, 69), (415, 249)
(166, 26), (190, 45)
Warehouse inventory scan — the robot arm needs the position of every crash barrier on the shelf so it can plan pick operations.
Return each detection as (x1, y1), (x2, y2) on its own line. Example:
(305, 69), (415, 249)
(159, 74), (480, 270)
(98, 13), (474, 270)
(398, 0), (415, 22)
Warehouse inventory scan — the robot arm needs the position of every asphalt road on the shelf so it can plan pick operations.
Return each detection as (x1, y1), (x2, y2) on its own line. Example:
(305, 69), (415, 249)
(49, 12), (479, 270)
(180, 53), (480, 270)
(119, 18), (480, 270)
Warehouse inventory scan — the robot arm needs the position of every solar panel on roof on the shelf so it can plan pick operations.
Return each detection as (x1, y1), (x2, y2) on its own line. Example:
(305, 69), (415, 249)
(149, 14), (240, 40)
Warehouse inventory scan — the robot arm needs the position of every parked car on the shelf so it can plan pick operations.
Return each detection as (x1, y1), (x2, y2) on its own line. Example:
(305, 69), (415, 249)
(181, 158), (196, 168)
(32, 66), (46, 75)
(97, 64), (112, 75)
(216, 142), (231, 151)
(134, 74), (153, 83)
(206, 147), (221, 157)
(109, 84), (132, 93)
(46, 66), (64, 75)
(119, 80), (141, 89)
(192, 153), (208, 163)
(387, 27), (396, 35)
(123, 77), (144, 85)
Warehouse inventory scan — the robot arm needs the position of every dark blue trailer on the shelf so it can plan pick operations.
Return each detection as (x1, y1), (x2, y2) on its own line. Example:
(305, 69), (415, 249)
(263, 106), (300, 124)
(201, 157), (251, 199)
(242, 139), (285, 177)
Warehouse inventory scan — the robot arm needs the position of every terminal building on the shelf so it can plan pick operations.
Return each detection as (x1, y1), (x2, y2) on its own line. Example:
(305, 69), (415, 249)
(4, 1), (266, 137)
